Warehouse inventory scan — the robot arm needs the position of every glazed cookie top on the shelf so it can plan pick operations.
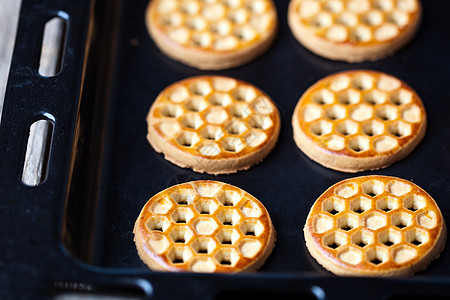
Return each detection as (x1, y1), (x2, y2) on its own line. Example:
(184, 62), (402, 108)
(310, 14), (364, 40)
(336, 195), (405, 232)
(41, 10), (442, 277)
(304, 176), (446, 276)
(148, 0), (277, 53)
(147, 76), (280, 162)
(134, 180), (275, 272)
(289, 0), (421, 46)
(293, 70), (426, 159)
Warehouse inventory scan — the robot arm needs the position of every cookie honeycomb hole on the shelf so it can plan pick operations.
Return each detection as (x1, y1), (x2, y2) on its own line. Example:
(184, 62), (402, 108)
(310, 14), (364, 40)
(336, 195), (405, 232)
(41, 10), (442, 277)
(168, 86), (189, 103)
(379, 229), (402, 247)
(325, 105), (346, 121)
(350, 104), (373, 121)
(364, 212), (387, 230)
(228, 9), (248, 25)
(309, 12), (333, 28)
(251, 97), (275, 115)
(403, 195), (426, 212)
(312, 88), (335, 105)
(225, 120), (247, 135)
(234, 26), (256, 42)
(390, 89), (413, 106)
(240, 220), (264, 237)
(228, 103), (250, 118)
(402, 104), (421, 123)
(169, 226), (194, 244)
(387, 121), (412, 138)
(313, 214), (333, 233)
(170, 189), (195, 206)
(349, 197), (371, 214)
(322, 135), (345, 151)
(391, 212), (413, 229)
(189, 80), (212, 96)
(329, 75), (351, 92)
(336, 12), (357, 27)
(171, 207), (195, 224)
(352, 74), (375, 91)
(248, 115), (273, 130)
(216, 228), (240, 245)
(376, 196), (399, 212)
(186, 17), (207, 31)
(362, 180), (385, 197)
(176, 131), (200, 147)
(337, 214), (359, 231)
(361, 11), (383, 26)
(335, 183), (358, 198)
(198, 142), (221, 156)
(386, 11), (409, 27)
(203, 107), (229, 124)
(310, 120), (333, 137)
(146, 216), (170, 232)
(160, 103), (183, 118)
(303, 104), (322, 122)
(222, 0), (241, 8)
(217, 189), (242, 206)
(322, 198), (345, 215)
(168, 247), (192, 265)
(240, 199), (262, 218)
(417, 210), (437, 229)
(392, 245), (417, 264)
(232, 86), (257, 102)
(362, 120), (384, 137)
(348, 136), (370, 153)
(337, 89), (360, 105)
(386, 180), (412, 196)
(245, 131), (267, 148)
(208, 92), (232, 107)
(217, 208), (241, 226)
(191, 32), (212, 48)
(374, 136), (398, 153)
(376, 105), (398, 121)
(350, 25), (372, 43)
(323, 232), (347, 249)
(397, 0), (418, 12)
(212, 77), (236, 92)
(373, 0), (394, 11)
(366, 247), (388, 266)
(405, 228), (429, 246)
(351, 230), (374, 248)
(180, 113), (204, 130)
(193, 217), (219, 235)
(191, 237), (217, 254)
(180, 1), (200, 15)
(194, 199), (219, 215)
(215, 248), (239, 266)
(338, 247), (362, 265)
(239, 239), (262, 258)
(323, 0), (344, 13)
(336, 120), (358, 136)
(150, 197), (173, 214)
(364, 90), (387, 105)
(201, 125), (224, 141)
(222, 137), (245, 153)
(160, 13), (183, 27)
(185, 97), (208, 112)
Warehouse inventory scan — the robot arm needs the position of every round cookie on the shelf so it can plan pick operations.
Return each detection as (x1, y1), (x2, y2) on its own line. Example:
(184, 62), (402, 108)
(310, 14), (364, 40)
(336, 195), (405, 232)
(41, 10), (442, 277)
(146, 0), (278, 70)
(147, 76), (280, 174)
(292, 70), (426, 172)
(304, 175), (446, 276)
(288, 0), (422, 62)
(134, 180), (276, 272)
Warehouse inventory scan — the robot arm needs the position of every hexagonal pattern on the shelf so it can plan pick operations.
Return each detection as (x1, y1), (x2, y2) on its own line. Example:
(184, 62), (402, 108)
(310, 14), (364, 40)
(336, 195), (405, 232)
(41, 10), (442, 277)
(304, 175), (445, 276)
(293, 70), (426, 172)
(148, 76), (280, 174)
(134, 180), (274, 273)
(288, 0), (421, 61)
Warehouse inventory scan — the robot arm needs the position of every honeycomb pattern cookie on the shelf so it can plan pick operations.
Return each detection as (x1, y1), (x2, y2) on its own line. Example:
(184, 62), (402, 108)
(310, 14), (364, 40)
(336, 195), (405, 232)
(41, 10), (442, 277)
(147, 76), (280, 174)
(146, 0), (278, 70)
(304, 175), (446, 276)
(134, 180), (275, 272)
(288, 0), (422, 62)
(292, 70), (426, 172)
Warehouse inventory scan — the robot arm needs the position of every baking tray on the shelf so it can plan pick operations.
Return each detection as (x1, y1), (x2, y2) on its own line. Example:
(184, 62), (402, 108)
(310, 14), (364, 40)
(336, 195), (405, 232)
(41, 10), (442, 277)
(2, 0), (450, 299)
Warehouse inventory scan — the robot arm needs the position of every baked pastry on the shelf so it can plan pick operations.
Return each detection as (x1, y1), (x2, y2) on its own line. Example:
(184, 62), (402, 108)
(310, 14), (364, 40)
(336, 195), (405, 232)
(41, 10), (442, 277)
(146, 0), (278, 70)
(288, 0), (422, 62)
(304, 175), (446, 276)
(292, 70), (426, 172)
(134, 180), (276, 272)
(147, 75), (280, 174)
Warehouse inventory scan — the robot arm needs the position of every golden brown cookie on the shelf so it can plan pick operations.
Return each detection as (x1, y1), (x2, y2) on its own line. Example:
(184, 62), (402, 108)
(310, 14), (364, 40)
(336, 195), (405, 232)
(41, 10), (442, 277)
(147, 76), (280, 174)
(134, 180), (276, 272)
(292, 70), (426, 172)
(146, 0), (278, 70)
(288, 0), (422, 62)
(304, 175), (446, 276)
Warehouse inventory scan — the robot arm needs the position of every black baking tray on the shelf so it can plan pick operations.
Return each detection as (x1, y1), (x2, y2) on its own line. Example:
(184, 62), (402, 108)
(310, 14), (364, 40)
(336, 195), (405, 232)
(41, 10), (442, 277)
(2, 0), (450, 299)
